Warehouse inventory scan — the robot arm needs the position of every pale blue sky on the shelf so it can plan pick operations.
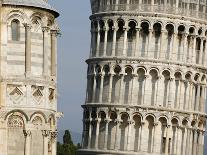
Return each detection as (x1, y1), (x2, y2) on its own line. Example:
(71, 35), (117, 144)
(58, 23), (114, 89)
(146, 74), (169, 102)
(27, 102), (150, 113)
(49, 0), (91, 133)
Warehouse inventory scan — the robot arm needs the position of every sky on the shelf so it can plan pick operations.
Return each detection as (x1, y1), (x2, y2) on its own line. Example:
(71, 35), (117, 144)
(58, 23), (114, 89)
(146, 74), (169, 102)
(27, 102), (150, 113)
(48, 0), (91, 133)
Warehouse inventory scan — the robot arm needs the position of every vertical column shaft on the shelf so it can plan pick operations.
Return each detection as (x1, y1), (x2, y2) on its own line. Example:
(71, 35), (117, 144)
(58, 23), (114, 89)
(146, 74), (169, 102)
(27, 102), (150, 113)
(95, 119), (100, 149)
(147, 29), (153, 57)
(108, 73), (113, 103)
(92, 74), (97, 102)
(103, 26), (108, 56)
(123, 27), (128, 56)
(199, 38), (204, 65)
(99, 74), (104, 102)
(51, 131), (58, 155)
(42, 130), (49, 155)
(196, 84), (200, 111)
(24, 130), (31, 155)
(134, 27), (140, 57)
(88, 113), (92, 148)
(104, 120), (109, 149)
(43, 27), (49, 76)
(112, 27), (117, 56)
(24, 24), (32, 76)
(51, 30), (58, 76)
(96, 26), (100, 57)
(183, 33), (188, 62)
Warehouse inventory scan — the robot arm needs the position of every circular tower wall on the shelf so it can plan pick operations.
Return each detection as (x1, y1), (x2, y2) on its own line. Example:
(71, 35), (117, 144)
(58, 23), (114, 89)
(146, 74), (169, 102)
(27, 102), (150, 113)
(0, 0), (59, 155)
(79, 0), (207, 155)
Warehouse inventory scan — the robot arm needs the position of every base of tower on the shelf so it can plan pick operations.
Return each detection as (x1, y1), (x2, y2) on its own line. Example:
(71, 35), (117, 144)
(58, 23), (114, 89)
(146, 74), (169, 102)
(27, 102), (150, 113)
(77, 149), (162, 155)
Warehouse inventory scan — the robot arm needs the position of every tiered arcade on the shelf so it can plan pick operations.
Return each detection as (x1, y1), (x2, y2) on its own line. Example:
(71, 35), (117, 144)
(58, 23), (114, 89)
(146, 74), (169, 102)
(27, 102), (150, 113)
(79, 0), (207, 155)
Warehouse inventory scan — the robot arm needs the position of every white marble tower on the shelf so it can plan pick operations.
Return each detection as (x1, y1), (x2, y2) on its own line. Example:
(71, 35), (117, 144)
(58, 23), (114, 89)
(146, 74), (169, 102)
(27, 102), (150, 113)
(79, 0), (207, 155)
(0, 0), (59, 155)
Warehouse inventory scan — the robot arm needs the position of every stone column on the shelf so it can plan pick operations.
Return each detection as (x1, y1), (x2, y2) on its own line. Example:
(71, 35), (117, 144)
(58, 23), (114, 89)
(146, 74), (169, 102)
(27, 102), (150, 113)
(176, 126), (182, 155)
(192, 35), (197, 64)
(127, 120), (133, 151)
(183, 33), (188, 62)
(115, 119), (120, 150)
(196, 3), (199, 17)
(51, 30), (58, 76)
(103, 26), (109, 56)
(51, 131), (58, 155)
(99, 73), (105, 103)
(88, 119), (92, 148)
(199, 38), (204, 65)
(108, 73), (114, 103)
(96, 25), (100, 57)
(172, 32), (177, 61)
(159, 30), (165, 59)
(42, 27), (49, 76)
(42, 130), (50, 155)
(134, 27), (140, 57)
(23, 130), (31, 155)
(123, 27), (129, 56)
(200, 85), (205, 112)
(95, 118), (101, 149)
(193, 129), (198, 155)
(92, 73), (97, 102)
(203, 86), (206, 113)
(196, 83), (200, 111)
(168, 78), (173, 107)
(165, 125), (170, 155)
(104, 119), (109, 150)
(131, 74), (137, 104)
(152, 123), (159, 153)
(24, 24), (32, 76)
(205, 41), (207, 66)
(119, 74), (125, 104)
(142, 75), (148, 105)
(139, 122), (145, 151)
(90, 28), (96, 58)
(112, 26), (118, 56)
(147, 29), (153, 58)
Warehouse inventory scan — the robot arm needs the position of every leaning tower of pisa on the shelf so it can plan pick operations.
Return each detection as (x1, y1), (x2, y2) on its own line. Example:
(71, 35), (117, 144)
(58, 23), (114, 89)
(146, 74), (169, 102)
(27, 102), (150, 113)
(0, 0), (59, 155)
(79, 0), (207, 155)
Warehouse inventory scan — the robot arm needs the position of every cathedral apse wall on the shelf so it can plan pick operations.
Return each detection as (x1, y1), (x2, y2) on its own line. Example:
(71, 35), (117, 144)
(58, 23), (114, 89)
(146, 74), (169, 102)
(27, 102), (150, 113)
(0, 1), (59, 155)
(79, 0), (207, 155)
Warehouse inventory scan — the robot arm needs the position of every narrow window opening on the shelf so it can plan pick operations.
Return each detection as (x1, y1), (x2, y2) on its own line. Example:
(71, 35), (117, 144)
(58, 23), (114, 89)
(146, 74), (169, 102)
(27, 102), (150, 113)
(11, 19), (20, 41)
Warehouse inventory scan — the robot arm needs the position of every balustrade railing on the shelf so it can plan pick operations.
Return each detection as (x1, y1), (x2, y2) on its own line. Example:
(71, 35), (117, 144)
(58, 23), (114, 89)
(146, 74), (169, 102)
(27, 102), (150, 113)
(92, 4), (207, 20)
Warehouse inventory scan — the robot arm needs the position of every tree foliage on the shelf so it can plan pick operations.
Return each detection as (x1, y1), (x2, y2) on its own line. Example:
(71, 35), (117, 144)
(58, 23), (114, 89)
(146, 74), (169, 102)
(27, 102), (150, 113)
(57, 130), (78, 155)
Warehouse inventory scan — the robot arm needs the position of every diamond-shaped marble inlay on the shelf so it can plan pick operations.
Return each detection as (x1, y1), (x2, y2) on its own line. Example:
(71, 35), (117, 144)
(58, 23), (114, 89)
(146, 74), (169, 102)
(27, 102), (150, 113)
(33, 88), (43, 103)
(9, 87), (24, 104)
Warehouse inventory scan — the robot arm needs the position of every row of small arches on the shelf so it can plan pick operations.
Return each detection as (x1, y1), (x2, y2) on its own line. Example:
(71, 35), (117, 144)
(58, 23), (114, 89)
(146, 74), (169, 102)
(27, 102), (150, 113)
(84, 110), (206, 130)
(5, 110), (56, 129)
(88, 64), (207, 83)
(91, 18), (207, 36)
(7, 10), (56, 41)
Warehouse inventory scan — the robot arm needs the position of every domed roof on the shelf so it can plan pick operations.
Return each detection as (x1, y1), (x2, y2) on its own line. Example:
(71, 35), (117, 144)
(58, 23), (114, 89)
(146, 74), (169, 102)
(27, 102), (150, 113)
(3, 0), (59, 17)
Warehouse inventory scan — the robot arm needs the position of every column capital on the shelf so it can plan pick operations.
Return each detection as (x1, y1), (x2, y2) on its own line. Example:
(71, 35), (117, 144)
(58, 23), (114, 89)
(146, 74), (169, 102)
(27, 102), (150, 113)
(135, 26), (141, 31)
(123, 26), (129, 31)
(42, 26), (50, 32)
(23, 130), (32, 137)
(42, 130), (50, 137)
(23, 23), (32, 29)
(112, 26), (118, 31)
(103, 26), (109, 31)
(50, 131), (58, 139)
(50, 29), (60, 36)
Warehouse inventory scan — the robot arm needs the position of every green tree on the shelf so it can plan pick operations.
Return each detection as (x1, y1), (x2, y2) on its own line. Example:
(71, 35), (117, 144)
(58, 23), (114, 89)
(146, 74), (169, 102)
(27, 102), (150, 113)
(57, 130), (78, 155)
